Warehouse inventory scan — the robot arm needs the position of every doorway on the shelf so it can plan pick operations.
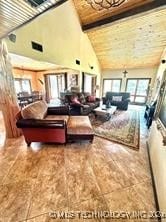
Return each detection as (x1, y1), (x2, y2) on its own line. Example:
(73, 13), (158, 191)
(44, 73), (67, 103)
(82, 73), (97, 95)
(126, 78), (151, 104)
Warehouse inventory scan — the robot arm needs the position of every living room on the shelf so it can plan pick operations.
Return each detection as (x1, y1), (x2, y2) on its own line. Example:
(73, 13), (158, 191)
(0, 0), (166, 221)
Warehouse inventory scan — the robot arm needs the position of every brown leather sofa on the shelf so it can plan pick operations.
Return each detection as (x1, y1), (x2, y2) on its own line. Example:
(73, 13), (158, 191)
(16, 101), (69, 146)
(64, 92), (100, 115)
(16, 101), (94, 146)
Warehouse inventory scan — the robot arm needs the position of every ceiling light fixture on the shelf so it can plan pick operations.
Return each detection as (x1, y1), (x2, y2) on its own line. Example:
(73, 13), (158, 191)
(85, 0), (127, 11)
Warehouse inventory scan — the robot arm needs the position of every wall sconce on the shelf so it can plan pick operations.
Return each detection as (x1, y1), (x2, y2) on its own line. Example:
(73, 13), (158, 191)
(38, 79), (44, 85)
(88, 63), (94, 69)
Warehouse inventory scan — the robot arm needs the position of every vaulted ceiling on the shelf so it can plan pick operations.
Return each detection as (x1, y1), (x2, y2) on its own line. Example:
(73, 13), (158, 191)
(88, 8), (166, 69)
(73, 0), (166, 69)
(0, 0), (166, 70)
(73, 0), (153, 28)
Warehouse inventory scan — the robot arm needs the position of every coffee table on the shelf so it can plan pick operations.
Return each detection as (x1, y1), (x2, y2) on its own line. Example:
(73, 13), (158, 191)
(94, 105), (117, 120)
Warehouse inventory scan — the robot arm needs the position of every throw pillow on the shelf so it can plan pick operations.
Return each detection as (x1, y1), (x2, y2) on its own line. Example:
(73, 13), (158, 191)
(71, 96), (81, 105)
(87, 95), (96, 102)
(112, 96), (122, 102)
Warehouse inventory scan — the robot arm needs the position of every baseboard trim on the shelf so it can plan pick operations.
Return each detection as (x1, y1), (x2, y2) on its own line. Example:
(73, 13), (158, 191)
(146, 141), (161, 222)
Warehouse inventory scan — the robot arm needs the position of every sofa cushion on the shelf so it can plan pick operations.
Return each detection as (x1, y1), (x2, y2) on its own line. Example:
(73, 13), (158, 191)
(45, 115), (69, 123)
(86, 102), (96, 109)
(87, 95), (96, 102)
(21, 100), (47, 119)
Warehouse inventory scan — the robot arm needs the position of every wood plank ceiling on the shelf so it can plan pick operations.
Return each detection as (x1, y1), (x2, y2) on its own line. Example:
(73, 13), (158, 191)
(0, 0), (67, 40)
(73, 0), (166, 69)
(73, 0), (153, 27)
(0, 0), (165, 70)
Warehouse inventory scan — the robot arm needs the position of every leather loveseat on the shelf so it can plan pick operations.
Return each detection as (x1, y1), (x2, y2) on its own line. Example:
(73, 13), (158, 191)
(16, 101), (69, 146)
(103, 92), (130, 110)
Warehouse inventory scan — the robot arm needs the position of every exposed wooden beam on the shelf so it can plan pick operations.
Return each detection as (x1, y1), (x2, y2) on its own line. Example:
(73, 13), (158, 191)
(82, 0), (166, 31)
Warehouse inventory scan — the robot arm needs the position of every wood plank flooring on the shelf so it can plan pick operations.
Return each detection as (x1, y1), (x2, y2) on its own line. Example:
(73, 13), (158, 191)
(0, 107), (157, 222)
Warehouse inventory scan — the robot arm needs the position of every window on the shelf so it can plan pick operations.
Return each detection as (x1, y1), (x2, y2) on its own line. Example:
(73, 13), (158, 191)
(14, 78), (32, 94)
(126, 78), (151, 104)
(103, 79), (122, 96)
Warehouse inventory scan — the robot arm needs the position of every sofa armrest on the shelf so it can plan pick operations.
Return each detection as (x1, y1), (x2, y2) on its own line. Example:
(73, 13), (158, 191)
(16, 119), (65, 129)
(69, 103), (84, 115)
(95, 98), (100, 102)
(70, 103), (83, 107)
(47, 105), (69, 115)
(123, 98), (130, 102)
(102, 97), (107, 104)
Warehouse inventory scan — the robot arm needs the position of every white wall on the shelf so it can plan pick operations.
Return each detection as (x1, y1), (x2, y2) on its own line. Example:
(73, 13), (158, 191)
(148, 48), (166, 218)
(101, 67), (158, 96)
(148, 122), (166, 215)
(5, 0), (101, 83)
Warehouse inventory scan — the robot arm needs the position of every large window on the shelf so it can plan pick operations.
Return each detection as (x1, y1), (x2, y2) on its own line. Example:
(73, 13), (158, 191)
(126, 78), (151, 104)
(103, 78), (122, 96)
(14, 78), (32, 94)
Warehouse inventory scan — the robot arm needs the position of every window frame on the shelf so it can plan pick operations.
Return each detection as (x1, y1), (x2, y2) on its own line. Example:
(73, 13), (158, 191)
(14, 78), (32, 94)
(125, 78), (151, 104)
(102, 78), (122, 96)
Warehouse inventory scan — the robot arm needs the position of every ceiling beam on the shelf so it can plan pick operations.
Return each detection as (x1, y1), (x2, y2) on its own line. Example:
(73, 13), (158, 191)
(82, 0), (166, 32)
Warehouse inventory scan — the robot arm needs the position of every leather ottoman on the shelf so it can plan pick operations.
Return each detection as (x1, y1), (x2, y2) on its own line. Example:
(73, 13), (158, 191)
(67, 116), (94, 143)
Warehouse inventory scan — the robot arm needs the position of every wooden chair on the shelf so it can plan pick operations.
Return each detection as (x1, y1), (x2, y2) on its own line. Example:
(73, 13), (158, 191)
(17, 91), (31, 108)
(32, 91), (41, 102)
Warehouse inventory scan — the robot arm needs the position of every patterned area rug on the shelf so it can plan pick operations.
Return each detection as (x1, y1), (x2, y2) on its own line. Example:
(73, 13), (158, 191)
(90, 110), (140, 150)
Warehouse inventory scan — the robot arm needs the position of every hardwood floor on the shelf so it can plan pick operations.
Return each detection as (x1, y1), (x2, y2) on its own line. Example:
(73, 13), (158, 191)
(0, 108), (157, 222)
